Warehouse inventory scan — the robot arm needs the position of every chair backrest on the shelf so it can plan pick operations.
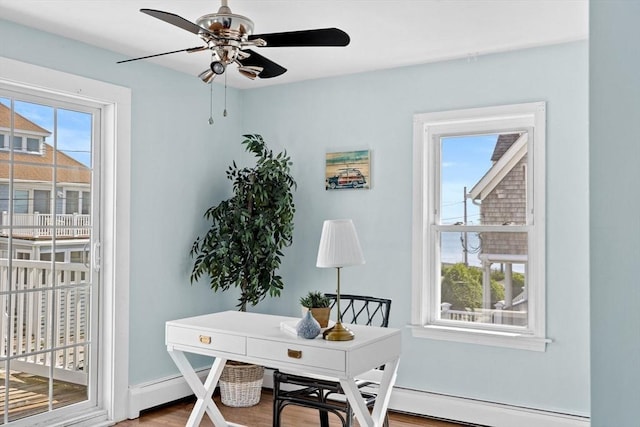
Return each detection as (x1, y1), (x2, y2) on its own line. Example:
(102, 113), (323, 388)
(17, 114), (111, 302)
(324, 294), (391, 327)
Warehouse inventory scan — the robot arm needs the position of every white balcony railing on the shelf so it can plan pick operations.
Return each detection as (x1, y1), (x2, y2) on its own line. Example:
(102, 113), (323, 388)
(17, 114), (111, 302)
(0, 259), (90, 385)
(1, 212), (91, 238)
(441, 302), (527, 327)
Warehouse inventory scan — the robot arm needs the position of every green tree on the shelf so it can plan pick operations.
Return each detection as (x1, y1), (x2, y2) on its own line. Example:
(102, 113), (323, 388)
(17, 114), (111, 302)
(512, 272), (525, 296)
(441, 263), (482, 310)
(190, 135), (296, 311)
(441, 263), (505, 309)
(491, 279), (505, 305)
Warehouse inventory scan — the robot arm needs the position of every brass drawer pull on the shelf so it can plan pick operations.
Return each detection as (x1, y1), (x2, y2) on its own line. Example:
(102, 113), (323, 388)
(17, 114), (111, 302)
(287, 349), (302, 359)
(199, 335), (212, 345)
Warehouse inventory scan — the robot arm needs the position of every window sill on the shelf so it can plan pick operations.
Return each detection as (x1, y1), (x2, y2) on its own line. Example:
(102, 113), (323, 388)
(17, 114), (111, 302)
(408, 324), (551, 352)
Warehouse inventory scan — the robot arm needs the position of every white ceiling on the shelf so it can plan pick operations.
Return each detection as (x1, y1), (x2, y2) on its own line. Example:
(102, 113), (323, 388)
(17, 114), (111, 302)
(0, 0), (588, 89)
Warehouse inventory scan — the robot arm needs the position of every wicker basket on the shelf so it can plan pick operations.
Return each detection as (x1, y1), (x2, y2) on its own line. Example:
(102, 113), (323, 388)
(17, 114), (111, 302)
(219, 363), (264, 407)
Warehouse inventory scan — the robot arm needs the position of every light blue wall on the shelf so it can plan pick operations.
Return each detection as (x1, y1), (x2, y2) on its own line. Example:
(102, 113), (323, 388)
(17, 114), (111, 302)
(243, 42), (590, 415)
(0, 17), (591, 417)
(590, 2), (640, 426)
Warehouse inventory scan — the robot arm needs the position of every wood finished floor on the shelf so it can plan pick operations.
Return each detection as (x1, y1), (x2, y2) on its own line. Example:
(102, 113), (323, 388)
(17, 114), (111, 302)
(116, 390), (470, 427)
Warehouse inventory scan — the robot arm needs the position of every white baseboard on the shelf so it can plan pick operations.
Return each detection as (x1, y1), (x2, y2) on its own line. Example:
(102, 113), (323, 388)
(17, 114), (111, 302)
(127, 368), (590, 427)
(387, 387), (589, 427)
(127, 369), (210, 419)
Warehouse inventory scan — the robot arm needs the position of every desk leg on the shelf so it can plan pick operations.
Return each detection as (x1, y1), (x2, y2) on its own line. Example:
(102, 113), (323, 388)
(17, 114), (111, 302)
(371, 357), (400, 426)
(339, 357), (400, 427)
(168, 349), (228, 427)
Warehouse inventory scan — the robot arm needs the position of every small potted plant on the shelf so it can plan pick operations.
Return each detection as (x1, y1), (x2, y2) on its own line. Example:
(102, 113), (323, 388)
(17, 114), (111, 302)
(300, 291), (331, 328)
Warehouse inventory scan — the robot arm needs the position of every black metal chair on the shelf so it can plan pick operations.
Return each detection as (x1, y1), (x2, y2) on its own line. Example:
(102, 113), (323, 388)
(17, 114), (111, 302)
(272, 294), (392, 427)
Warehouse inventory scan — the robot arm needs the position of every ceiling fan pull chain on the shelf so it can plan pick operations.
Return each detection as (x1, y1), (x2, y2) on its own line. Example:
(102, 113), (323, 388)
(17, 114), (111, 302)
(223, 72), (228, 117)
(208, 80), (214, 125)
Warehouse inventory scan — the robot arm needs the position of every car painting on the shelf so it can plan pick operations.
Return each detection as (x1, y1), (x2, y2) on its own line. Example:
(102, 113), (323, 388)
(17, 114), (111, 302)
(325, 150), (370, 190)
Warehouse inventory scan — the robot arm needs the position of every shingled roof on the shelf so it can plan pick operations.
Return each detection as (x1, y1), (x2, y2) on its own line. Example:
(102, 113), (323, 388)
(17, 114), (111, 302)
(0, 103), (89, 184)
(490, 133), (522, 162)
(0, 144), (90, 184)
(0, 103), (51, 135)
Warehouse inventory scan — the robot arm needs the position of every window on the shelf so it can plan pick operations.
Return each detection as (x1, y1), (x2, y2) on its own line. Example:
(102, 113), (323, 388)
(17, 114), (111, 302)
(82, 191), (90, 214)
(70, 250), (88, 264)
(12, 135), (23, 151)
(33, 189), (51, 214)
(411, 102), (547, 351)
(66, 190), (79, 214)
(14, 189), (29, 214)
(0, 135), (42, 153)
(26, 137), (40, 152)
(40, 251), (65, 262)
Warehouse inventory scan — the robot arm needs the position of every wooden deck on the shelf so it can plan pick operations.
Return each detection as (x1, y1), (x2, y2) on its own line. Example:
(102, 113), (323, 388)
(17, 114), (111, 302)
(0, 370), (86, 424)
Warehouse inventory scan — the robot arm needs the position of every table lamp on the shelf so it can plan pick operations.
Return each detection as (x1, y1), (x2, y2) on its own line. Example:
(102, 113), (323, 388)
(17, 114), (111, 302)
(316, 219), (365, 341)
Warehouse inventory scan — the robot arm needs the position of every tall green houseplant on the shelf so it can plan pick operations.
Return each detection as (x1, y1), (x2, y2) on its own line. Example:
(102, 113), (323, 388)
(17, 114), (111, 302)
(190, 134), (296, 311)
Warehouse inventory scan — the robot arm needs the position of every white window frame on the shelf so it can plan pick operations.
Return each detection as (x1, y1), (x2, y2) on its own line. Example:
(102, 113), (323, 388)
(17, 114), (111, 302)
(0, 57), (131, 423)
(411, 102), (549, 351)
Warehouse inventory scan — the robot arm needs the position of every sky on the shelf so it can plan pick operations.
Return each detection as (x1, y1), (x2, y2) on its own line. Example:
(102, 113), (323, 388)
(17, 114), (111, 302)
(0, 97), (92, 168)
(440, 134), (496, 225)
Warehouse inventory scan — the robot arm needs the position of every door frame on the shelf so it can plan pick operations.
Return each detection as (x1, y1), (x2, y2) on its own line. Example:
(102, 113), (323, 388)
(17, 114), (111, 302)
(0, 57), (131, 423)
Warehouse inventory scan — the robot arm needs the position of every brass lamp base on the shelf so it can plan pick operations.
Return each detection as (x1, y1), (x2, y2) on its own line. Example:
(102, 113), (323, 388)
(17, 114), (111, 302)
(323, 322), (355, 341)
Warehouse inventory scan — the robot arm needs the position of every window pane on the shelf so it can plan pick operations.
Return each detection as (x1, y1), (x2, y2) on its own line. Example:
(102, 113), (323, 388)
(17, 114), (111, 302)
(58, 109), (92, 167)
(66, 190), (79, 214)
(39, 252), (64, 262)
(439, 231), (528, 327)
(33, 189), (51, 214)
(81, 191), (90, 215)
(440, 134), (495, 225)
(70, 250), (88, 264)
(0, 134), (5, 149)
(14, 190), (29, 214)
(0, 184), (9, 214)
(12, 135), (23, 151)
(26, 137), (39, 152)
(441, 133), (527, 226)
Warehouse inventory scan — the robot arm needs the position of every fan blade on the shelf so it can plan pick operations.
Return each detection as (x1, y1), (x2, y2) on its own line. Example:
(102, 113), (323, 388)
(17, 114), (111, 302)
(249, 28), (350, 47)
(141, 9), (211, 36)
(117, 46), (206, 64)
(238, 50), (287, 78)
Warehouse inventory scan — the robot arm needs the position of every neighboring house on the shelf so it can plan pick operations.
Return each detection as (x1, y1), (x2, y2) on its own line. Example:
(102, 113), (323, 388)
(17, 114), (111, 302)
(0, 102), (91, 263)
(468, 133), (528, 318)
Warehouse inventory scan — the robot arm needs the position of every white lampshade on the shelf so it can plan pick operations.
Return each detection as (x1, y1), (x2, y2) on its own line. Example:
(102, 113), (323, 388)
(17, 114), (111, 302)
(316, 219), (365, 268)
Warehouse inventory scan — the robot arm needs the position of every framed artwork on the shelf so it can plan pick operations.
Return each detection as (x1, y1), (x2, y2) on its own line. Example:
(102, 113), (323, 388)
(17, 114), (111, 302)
(325, 150), (371, 190)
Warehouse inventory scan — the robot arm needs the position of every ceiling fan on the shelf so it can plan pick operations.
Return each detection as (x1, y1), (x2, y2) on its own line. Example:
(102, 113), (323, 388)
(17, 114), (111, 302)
(117, 0), (350, 83)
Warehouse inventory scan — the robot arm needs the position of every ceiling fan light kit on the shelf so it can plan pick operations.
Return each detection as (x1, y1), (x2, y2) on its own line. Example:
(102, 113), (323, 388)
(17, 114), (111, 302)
(210, 61), (226, 75)
(198, 68), (216, 84)
(117, 0), (350, 83)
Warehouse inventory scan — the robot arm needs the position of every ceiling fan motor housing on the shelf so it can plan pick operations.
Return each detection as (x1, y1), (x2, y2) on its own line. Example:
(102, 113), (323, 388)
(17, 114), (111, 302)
(197, 12), (254, 64)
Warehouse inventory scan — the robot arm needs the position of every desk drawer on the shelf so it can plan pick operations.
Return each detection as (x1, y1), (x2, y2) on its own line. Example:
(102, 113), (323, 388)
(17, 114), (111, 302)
(167, 326), (246, 355)
(247, 338), (345, 372)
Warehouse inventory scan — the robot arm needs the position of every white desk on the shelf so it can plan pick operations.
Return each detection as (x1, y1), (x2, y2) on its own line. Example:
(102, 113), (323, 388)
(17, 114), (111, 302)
(166, 310), (401, 427)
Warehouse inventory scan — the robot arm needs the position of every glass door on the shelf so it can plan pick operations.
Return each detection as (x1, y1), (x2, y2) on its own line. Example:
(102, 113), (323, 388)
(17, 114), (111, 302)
(0, 91), (100, 425)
